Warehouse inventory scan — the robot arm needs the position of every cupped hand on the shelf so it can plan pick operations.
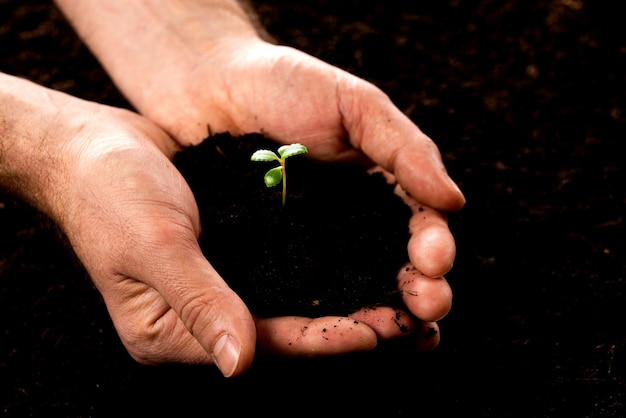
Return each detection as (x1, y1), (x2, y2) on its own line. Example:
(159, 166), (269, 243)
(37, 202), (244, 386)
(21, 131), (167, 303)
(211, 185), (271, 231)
(137, 40), (464, 209)
(43, 98), (257, 376)
(37, 88), (392, 377)
(121, 40), (464, 351)
(52, 0), (464, 369)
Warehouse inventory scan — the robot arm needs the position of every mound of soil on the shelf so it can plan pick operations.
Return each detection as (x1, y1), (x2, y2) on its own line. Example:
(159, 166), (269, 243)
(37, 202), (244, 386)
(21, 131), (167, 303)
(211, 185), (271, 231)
(173, 133), (412, 318)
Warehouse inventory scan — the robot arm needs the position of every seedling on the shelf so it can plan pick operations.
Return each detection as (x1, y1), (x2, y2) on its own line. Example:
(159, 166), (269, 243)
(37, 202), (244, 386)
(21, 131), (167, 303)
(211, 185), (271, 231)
(251, 143), (308, 206)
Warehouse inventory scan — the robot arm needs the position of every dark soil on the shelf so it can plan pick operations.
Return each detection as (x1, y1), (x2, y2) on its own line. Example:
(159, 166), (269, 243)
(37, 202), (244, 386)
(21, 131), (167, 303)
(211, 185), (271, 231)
(173, 133), (411, 318)
(1, 1), (625, 417)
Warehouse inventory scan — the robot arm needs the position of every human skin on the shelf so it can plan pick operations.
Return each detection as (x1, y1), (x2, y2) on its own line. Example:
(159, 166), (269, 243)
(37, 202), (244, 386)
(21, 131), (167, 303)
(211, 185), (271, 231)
(0, 0), (466, 377)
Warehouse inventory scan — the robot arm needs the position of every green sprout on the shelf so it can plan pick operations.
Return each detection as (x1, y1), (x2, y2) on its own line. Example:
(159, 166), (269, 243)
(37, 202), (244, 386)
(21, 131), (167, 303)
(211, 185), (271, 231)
(251, 143), (308, 206)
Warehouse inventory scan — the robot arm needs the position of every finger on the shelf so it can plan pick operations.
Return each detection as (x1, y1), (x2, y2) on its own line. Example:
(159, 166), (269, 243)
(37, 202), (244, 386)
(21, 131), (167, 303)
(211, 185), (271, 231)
(141, 246), (257, 377)
(106, 284), (216, 365)
(98, 185), (257, 377)
(92, 151), (259, 377)
(397, 263), (452, 322)
(348, 306), (415, 340)
(370, 167), (456, 278)
(414, 321), (441, 352)
(255, 316), (378, 356)
(338, 74), (465, 212)
(394, 183), (456, 278)
(105, 240), (257, 377)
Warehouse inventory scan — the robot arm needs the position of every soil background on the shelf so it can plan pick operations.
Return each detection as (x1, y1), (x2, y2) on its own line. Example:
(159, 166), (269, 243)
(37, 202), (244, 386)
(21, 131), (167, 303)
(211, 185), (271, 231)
(1, 1), (624, 417)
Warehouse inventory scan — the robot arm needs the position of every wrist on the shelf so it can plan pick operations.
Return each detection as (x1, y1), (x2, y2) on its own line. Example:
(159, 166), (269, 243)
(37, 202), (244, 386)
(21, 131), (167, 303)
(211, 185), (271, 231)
(0, 72), (179, 232)
(54, 0), (263, 117)
(0, 73), (131, 227)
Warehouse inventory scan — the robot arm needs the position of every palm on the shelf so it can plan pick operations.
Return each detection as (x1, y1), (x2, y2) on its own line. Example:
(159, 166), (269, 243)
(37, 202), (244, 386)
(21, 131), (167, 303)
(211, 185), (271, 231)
(142, 41), (463, 212)
(146, 42), (369, 163)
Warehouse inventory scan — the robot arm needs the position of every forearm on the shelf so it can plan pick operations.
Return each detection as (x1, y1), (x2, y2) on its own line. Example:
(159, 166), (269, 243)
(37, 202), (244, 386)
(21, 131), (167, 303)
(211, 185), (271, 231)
(53, 0), (264, 115)
(0, 72), (75, 216)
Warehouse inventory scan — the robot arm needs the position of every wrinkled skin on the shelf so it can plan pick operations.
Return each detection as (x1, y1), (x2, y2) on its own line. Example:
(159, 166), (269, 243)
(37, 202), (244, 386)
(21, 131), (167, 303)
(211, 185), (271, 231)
(92, 40), (462, 375)
(3, 0), (466, 377)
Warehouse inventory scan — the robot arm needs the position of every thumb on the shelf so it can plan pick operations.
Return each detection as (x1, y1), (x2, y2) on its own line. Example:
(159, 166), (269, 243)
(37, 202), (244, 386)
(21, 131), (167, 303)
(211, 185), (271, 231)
(79, 208), (258, 376)
(100, 216), (257, 377)
(338, 75), (465, 212)
(145, 245), (257, 377)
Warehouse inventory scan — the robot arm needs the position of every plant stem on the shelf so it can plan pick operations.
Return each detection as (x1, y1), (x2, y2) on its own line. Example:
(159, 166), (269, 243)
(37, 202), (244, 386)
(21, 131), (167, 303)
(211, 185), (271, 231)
(281, 160), (287, 206)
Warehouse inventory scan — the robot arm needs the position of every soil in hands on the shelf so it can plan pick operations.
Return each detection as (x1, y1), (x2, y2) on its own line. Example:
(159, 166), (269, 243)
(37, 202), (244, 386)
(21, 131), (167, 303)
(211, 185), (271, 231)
(173, 133), (412, 318)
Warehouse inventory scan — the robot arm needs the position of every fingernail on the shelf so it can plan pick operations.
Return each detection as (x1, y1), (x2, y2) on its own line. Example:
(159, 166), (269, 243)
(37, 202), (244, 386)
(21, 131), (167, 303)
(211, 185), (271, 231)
(212, 334), (240, 378)
(446, 175), (466, 205)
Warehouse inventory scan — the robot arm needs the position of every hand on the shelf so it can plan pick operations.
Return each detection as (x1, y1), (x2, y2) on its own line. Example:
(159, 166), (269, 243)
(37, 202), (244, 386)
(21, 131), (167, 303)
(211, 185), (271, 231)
(138, 40), (465, 210)
(0, 73), (248, 376)
(1, 73), (391, 377)
(127, 40), (464, 352)
(53, 0), (465, 371)
(141, 38), (465, 346)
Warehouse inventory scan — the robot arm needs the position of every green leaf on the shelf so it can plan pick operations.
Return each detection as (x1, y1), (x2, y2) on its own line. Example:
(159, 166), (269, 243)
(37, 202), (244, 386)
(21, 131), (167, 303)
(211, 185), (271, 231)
(263, 166), (283, 187)
(278, 143), (308, 159)
(251, 149), (280, 162)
